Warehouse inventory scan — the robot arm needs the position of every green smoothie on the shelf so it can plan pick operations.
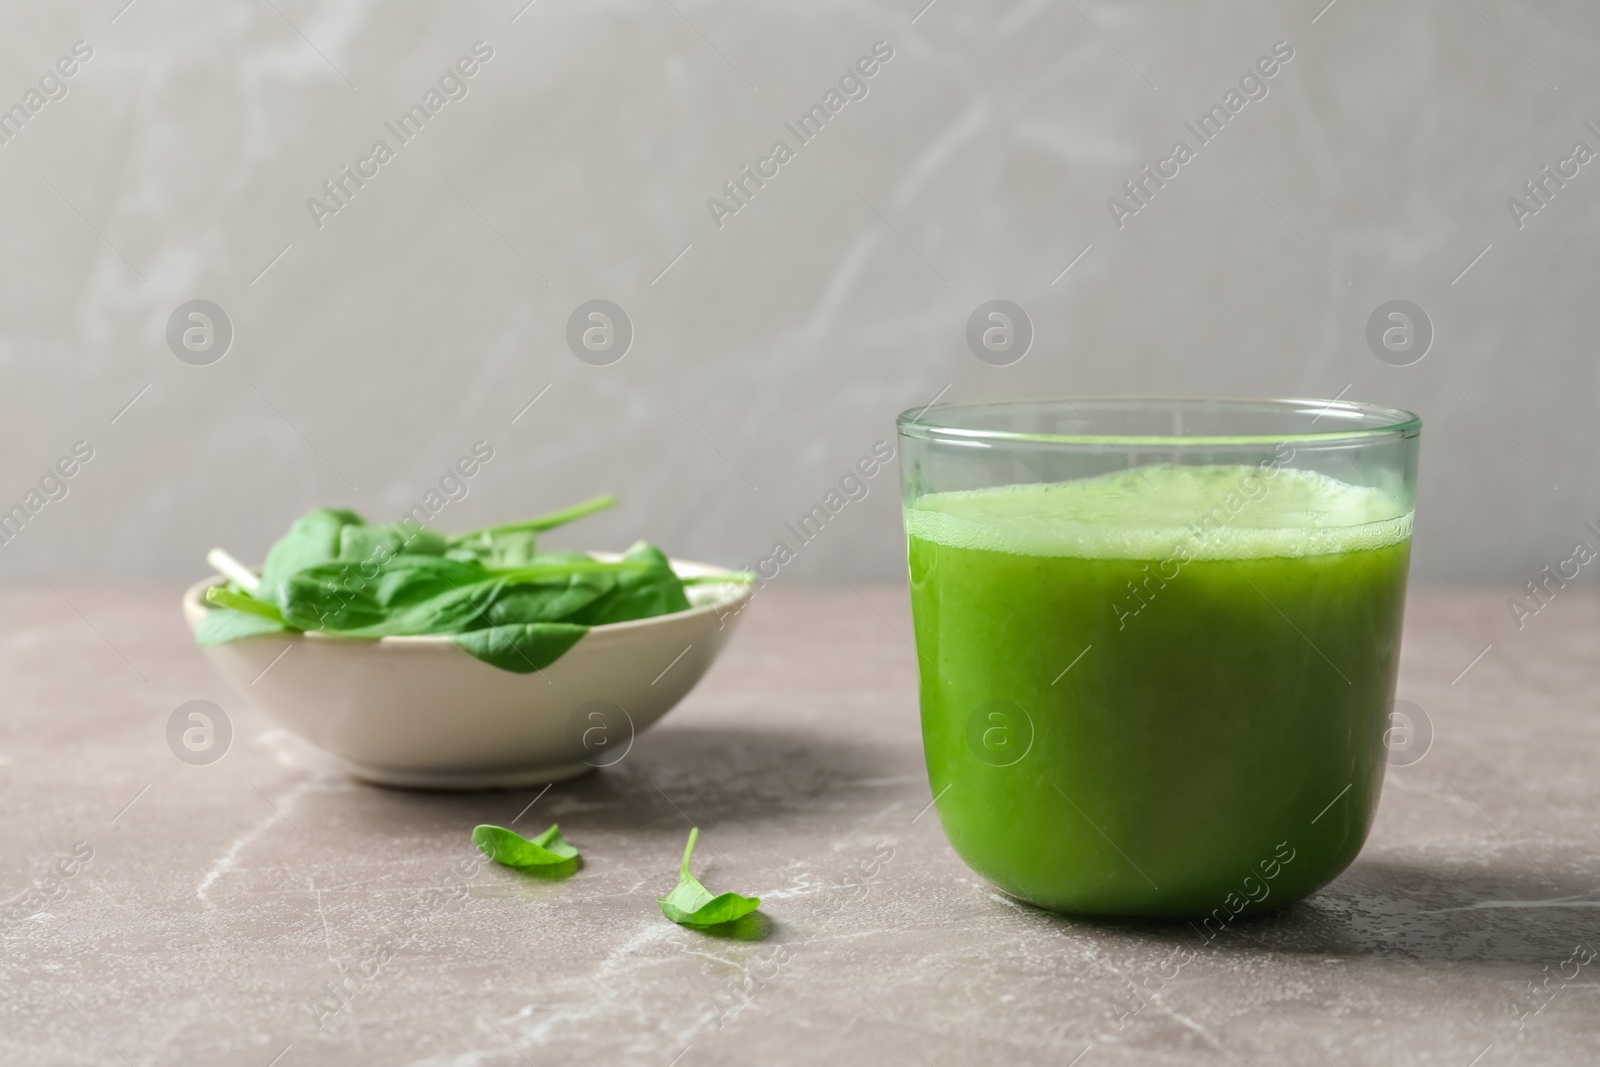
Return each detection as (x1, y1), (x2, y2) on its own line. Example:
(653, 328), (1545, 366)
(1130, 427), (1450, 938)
(905, 464), (1412, 917)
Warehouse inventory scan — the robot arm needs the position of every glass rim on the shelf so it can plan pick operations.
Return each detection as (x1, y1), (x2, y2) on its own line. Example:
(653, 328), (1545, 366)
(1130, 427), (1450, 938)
(896, 395), (1422, 447)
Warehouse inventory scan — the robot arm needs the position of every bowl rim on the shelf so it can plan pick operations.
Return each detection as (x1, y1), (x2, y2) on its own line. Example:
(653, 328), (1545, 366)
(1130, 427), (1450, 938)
(182, 553), (753, 647)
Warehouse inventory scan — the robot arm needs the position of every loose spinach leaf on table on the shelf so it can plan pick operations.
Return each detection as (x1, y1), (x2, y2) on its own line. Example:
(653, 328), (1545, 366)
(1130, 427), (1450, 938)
(657, 827), (761, 929)
(472, 823), (579, 869)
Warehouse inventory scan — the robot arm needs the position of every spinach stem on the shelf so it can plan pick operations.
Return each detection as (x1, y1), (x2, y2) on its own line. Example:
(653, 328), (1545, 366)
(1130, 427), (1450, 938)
(453, 495), (617, 542)
(206, 548), (260, 593)
(205, 585), (284, 622)
(487, 559), (647, 581)
(681, 826), (699, 879)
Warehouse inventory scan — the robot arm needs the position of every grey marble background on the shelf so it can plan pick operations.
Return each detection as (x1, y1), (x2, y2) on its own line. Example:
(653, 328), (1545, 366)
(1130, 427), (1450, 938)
(0, 0), (1595, 585)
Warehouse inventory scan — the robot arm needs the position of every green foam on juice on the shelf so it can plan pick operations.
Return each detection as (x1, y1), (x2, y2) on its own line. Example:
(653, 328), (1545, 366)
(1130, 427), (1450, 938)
(904, 465), (1412, 562)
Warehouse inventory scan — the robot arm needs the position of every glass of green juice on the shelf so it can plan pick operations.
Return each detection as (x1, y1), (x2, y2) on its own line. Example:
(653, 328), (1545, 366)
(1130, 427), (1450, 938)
(898, 397), (1420, 919)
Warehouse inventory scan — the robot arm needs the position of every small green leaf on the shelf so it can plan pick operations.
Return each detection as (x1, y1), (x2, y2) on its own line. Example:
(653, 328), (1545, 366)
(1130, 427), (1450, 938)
(259, 508), (365, 604)
(485, 529), (541, 568)
(195, 607), (289, 645)
(280, 556), (501, 635)
(473, 824), (579, 868)
(570, 541), (691, 626)
(197, 585), (293, 645)
(657, 827), (761, 929)
(279, 556), (647, 637)
(481, 569), (615, 625)
(449, 623), (588, 673)
(337, 521), (447, 562)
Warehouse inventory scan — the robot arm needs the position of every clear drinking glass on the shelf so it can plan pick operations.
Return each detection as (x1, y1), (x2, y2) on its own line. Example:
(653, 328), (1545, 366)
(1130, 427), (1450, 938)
(896, 397), (1421, 918)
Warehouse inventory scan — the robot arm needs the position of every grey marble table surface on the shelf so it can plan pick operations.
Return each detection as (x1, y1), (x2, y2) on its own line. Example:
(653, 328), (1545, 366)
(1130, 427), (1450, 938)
(2, 586), (1597, 1066)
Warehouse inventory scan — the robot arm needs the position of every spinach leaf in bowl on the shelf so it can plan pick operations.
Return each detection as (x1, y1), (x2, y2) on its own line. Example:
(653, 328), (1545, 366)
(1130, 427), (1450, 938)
(194, 496), (724, 673)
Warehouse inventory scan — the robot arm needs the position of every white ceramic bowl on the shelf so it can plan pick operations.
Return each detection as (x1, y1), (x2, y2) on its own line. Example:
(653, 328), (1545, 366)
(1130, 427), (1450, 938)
(181, 557), (751, 789)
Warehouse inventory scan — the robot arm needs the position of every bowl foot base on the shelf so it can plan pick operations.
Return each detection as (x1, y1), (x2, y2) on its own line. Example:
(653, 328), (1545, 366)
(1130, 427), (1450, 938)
(343, 759), (598, 791)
